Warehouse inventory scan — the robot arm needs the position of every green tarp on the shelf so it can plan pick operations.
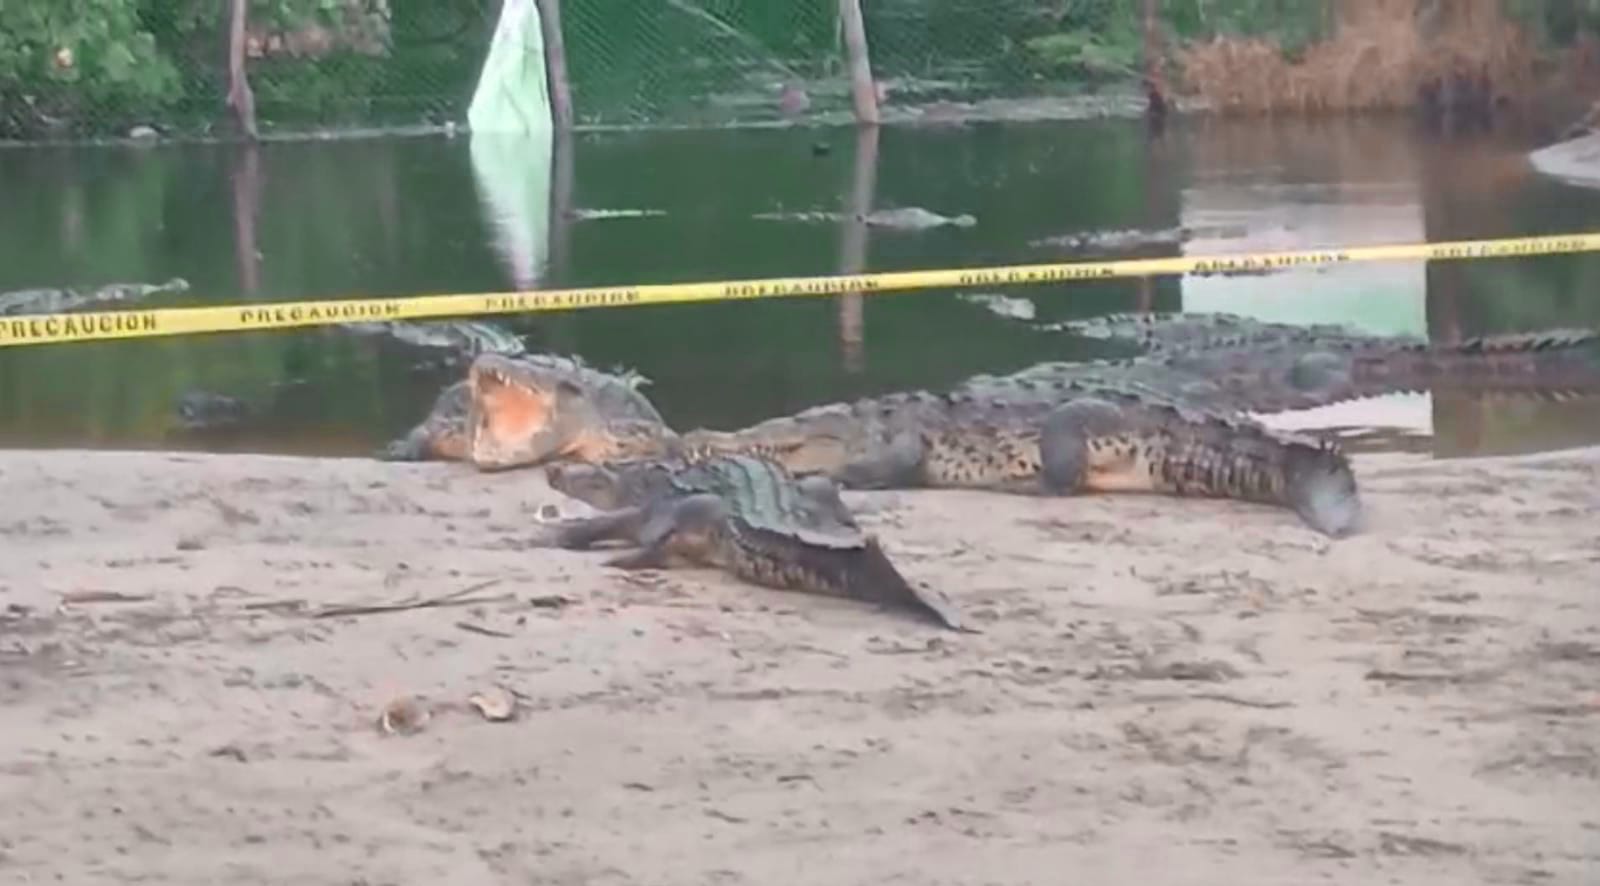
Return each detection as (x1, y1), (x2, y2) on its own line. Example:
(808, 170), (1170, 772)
(467, 0), (554, 287)
(467, 0), (553, 136)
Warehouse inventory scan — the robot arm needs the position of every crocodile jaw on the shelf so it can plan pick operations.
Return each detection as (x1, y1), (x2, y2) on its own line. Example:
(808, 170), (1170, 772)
(468, 354), (680, 471)
(468, 355), (588, 471)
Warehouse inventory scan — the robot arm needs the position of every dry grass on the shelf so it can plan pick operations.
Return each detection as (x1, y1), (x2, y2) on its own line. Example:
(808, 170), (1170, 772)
(1174, 0), (1538, 115)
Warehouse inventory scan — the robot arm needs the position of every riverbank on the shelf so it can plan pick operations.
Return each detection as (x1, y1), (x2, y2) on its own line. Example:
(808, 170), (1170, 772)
(1, 446), (1596, 884)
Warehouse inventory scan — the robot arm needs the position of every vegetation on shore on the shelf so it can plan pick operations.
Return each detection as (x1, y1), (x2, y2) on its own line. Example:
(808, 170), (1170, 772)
(1, 0), (1597, 139)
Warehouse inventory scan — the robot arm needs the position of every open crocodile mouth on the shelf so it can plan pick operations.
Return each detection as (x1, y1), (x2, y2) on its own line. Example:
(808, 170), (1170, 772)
(469, 359), (562, 466)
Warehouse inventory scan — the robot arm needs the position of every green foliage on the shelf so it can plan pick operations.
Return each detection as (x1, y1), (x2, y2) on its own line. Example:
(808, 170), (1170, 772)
(3, 0), (1598, 138)
(1022, 29), (1140, 81)
(0, 0), (487, 137)
(0, 0), (181, 134)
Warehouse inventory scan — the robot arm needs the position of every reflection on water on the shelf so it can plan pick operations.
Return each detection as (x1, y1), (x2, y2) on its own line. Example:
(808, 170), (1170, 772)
(0, 115), (1598, 461)
(469, 131), (554, 289)
(1177, 119), (1432, 337)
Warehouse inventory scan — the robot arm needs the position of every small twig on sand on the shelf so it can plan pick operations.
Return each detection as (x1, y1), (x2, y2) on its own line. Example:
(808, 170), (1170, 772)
(1135, 692), (1292, 710)
(311, 579), (508, 619)
(1364, 669), (1485, 685)
(455, 621), (515, 639)
(242, 599), (307, 613)
(705, 808), (748, 824)
(59, 590), (154, 605)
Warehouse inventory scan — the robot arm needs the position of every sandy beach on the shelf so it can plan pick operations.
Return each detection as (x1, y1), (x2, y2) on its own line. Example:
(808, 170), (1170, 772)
(1, 445), (1596, 885)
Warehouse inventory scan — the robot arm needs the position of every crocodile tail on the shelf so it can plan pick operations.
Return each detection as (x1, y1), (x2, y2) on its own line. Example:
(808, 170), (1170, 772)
(840, 537), (969, 631)
(1351, 328), (1600, 399)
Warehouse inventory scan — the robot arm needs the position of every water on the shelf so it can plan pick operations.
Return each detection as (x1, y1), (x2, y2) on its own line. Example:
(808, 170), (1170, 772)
(1, 115), (1598, 460)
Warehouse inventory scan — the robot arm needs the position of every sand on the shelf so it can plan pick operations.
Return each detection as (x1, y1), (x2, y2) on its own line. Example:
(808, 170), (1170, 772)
(1, 445), (1597, 885)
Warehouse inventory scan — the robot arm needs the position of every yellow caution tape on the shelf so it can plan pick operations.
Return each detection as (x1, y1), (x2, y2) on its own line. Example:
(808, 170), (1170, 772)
(3, 231), (1599, 349)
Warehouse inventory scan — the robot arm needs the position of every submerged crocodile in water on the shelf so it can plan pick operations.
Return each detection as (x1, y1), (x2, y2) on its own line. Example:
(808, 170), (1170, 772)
(165, 318), (532, 438)
(1, 278), (190, 316)
(341, 319), (528, 359)
(1027, 224), (1250, 254)
(753, 207), (977, 230)
(536, 452), (970, 631)
(378, 352), (664, 462)
(467, 352), (1363, 538)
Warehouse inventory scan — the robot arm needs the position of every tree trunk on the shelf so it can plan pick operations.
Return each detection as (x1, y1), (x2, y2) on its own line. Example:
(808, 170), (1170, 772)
(1141, 0), (1168, 122)
(838, 0), (880, 125)
(225, 0), (259, 140)
(548, 127), (576, 282)
(534, 0), (575, 130)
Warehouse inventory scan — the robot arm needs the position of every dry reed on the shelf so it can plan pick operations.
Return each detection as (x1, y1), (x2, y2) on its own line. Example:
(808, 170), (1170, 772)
(1174, 0), (1538, 115)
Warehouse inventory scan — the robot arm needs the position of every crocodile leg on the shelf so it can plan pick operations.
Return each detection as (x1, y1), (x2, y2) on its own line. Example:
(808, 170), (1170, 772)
(795, 475), (862, 528)
(375, 422), (468, 462)
(834, 428), (927, 489)
(603, 494), (730, 571)
(1036, 397), (1133, 494)
(532, 505), (651, 550)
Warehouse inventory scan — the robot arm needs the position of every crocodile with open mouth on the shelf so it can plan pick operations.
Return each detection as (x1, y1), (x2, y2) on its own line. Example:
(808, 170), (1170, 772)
(458, 351), (1364, 537)
(377, 352), (665, 462)
(388, 315), (1599, 539)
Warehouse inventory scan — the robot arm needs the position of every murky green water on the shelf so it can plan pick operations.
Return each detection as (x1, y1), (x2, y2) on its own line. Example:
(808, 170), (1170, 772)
(2, 115), (1598, 459)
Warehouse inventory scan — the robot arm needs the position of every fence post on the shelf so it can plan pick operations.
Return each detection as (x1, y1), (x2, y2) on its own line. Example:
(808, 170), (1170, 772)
(838, 0), (880, 124)
(535, 0), (575, 129)
(229, 144), (262, 294)
(224, 0), (259, 139)
(836, 124), (881, 371)
(1141, 0), (1167, 122)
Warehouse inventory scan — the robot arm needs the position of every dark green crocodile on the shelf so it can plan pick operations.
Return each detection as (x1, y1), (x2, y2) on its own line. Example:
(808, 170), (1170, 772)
(1, 278), (190, 316)
(472, 355), (1363, 537)
(536, 452), (972, 631)
(987, 312), (1600, 415)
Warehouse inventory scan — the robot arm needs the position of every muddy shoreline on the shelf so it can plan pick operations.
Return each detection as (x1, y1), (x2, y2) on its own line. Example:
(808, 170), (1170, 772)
(2, 446), (1597, 884)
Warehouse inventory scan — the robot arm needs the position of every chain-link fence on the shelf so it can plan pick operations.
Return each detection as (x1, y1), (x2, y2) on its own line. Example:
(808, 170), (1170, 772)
(1, 1), (1595, 141)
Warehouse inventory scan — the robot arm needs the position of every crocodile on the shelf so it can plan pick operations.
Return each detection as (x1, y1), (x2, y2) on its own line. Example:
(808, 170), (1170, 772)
(341, 319), (528, 358)
(753, 207), (977, 229)
(378, 352), (665, 462)
(162, 319), (530, 438)
(536, 452), (971, 631)
(446, 314), (1599, 535)
(175, 390), (255, 433)
(470, 355), (1363, 538)
(988, 312), (1600, 415)
(1, 278), (190, 316)
(1027, 224), (1250, 254)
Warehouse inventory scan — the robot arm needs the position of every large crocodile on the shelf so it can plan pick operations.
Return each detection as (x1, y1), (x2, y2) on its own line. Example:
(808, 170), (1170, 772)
(466, 352), (1363, 538)
(535, 451), (971, 631)
(986, 312), (1600, 415)
(378, 352), (665, 462)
